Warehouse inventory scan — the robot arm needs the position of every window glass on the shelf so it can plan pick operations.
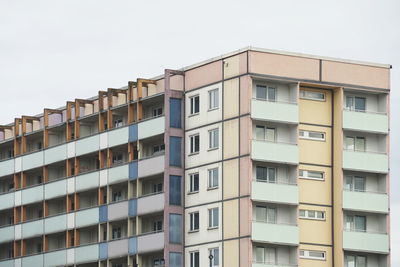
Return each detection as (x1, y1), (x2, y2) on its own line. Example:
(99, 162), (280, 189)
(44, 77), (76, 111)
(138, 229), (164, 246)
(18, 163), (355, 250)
(345, 137), (355, 150)
(190, 251), (199, 267)
(255, 206), (267, 221)
(355, 137), (365, 151)
(345, 175), (353, 190)
(354, 176), (365, 192)
(356, 256), (366, 267)
(256, 126), (265, 140)
(208, 208), (219, 228)
(256, 167), (267, 181)
(300, 90), (325, 100)
(308, 171), (323, 179)
(255, 247), (264, 263)
(169, 175), (181, 205)
(256, 85), (267, 99)
(345, 255), (356, 267)
(267, 87), (276, 101)
(190, 96), (200, 115)
(209, 248), (219, 266)
(354, 216), (366, 231)
(208, 168), (219, 188)
(346, 96), (354, 110)
(189, 173), (199, 193)
(355, 97), (366, 111)
(209, 129), (219, 149)
(267, 207), (276, 223)
(265, 128), (275, 142)
(209, 89), (219, 110)
(268, 168), (276, 183)
(169, 214), (181, 244)
(265, 247), (276, 263)
(190, 135), (200, 154)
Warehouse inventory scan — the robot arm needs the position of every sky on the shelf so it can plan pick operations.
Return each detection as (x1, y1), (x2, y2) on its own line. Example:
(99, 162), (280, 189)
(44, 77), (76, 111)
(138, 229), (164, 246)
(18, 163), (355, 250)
(0, 0), (399, 264)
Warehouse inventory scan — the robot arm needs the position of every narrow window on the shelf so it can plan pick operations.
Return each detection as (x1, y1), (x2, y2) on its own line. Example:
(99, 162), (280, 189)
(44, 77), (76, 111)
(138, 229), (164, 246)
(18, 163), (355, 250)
(190, 134), (200, 154)
(208, 128), (219, 149)
(208, 89), (219, 110)
(208, 208), (219, 228)
(299, 250), (326, 260)
(300, 89), (325, 101)
(189, 212), (199, 231)
(189, 173), (199, 193)
(190, 251), (200, 267)
(208, 168), (219, 189)
(299, 130), (325, 141)
(209, 248), (219, 266)
(299, 209), (326, 220)
(299, 170), (324, 181)
(190, 95), (200, 115)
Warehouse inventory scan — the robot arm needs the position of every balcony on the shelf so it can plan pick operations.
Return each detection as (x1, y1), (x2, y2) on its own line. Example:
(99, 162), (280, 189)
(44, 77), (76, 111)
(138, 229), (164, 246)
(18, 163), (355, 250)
(343, 150), (388, 173)
(343, 110), (388, 134)
(252, 221), (299, 246)
(343, 230), (389, 254)
(251, 140), (298, 165)
(343, 190), (388, 214)
(253, 263), (297, 267)
(252, 181), (298, 205)
(251, 99), (298, 124)
(137, 231), (164, 253)
(137, 193), (164, 216)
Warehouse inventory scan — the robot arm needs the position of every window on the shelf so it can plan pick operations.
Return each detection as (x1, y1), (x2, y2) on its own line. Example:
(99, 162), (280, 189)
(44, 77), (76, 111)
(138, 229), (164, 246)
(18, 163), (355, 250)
(189, 173), (199, 193)
(300, 89), (325, 101)
(112, 227), (121, 239)
(345, 136), (365, 152)
(153, 144), (165, 155)
(208, 128), (219, 149)
(299, 209), (325, 220)
(189, 212), (199, 231)
(256, 166), (276, 183)
(256, 85), (276, 101)
(299, 250), (326, 260)
(152, 183), (163, 193)
(190, 95), (200, 115)
(153, 259), (165, 266)
(345, 255), (367, 267)
(112, 153), (123, 164)
(152, 107), (163, 117)
(190, 251), (200, 267)
(255, 206), (276, 224)
(299, 130), (325, 141)
(169, 214), (182, 244)
(113, 264), (123, 267)
(345, 215), (366, 232)
(190, 134), (200, 154)
(208, 168), (219, 189)
(37, 141), (43, 150)
(209, 89), (219, 110)
(254, 247), (276, 264)
(169, 175), (181, 205)
(208, 208), (219, 228)
(346, 96), (366, 112)
(153, 220), (163, 232)
(209, 248), (219, 266)
(256, 126), (275, 142)
(113, 191), (122, 202)
(299, 170), (324, 181)
(344, 176), (366, 192)
(113, 116), (124, 128)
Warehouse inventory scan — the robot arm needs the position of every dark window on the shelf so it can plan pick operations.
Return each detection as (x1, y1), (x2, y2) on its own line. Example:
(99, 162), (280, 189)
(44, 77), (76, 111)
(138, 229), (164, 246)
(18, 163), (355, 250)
(169, 137), (182, 167)
(169, 175), (181, 205)
(169, 214), (182, 244)
(170, 98), (182, 128)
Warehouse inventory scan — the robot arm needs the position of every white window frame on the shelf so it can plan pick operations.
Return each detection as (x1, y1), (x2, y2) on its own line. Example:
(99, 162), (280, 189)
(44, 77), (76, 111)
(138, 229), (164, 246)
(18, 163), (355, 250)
(190, 134), (200, 154)
(208, 128), (219, 150)
(152, 106), (163, 117)
(256, 125), (276, 142)
(189, 212), (199, 232)
(256, 84), (276, 101)
(345, 136), (366, 152)
(344, 175), (366, 192)
(208, 207), (219, 229)
(299, 130), (326, 141)
(208, 88), (219, 110)
(299, 249), (326, 260)
(189, 173), (199, 193)
(208, 168), (219, 189)
(190, 95), (200, 115)
(256, 166), (276, 183)
(189, 251), (200, 267)
(345, 95), (367, 112)
(299, 209), (326, 221)
(208, 247), (220, 266)
(299, 170), (325, 181)
(300, 89), (326, 101)
(345, 255), (367, 267)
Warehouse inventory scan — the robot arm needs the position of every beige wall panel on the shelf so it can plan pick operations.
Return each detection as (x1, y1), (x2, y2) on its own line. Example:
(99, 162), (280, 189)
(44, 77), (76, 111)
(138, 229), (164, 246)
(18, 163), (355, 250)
(223, 52), (247, 79)
(223, 78), (239, 119)
(249, 51), (320, 80)
(223, 159), (239, 199)
(298, 125), (331, 166)
(299, 244), (333, 267)
(223, 119), (239, 159)
(185, 61), (222, 91)
(240, 75), (252, 114)
(322, 60), (390, 89)
(223, 239), (239, 267)
(299, 204), (332, 245)
(298, 164), (332, 206)
(223, 199), (239, 239)
(299, 88), (332, 126)
(240, 116), (251, 155)
(239, 197), (251, 236)
(239, 156), (252, 196)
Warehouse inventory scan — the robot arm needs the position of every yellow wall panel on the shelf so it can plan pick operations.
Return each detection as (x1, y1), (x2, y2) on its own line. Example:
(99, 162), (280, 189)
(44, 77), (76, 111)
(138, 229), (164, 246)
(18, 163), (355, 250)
(223, 78), (239, 119)
(223, 159), (239, 199)
(223, 119), (239, 159)
(299, 88), (332, 126)
(223, 199), (239, 239)
(223, 239), (239, 267)
(299, 244), (333, 267)
(299, 125), (331, 166)
(224, 55), (240, 79)
(298, 164), (332, 206)
(299, 204), (332, 245)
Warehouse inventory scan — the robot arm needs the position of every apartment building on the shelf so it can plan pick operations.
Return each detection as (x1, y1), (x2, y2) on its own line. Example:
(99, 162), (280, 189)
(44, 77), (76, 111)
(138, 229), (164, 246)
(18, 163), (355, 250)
(0, 47), (391, 267)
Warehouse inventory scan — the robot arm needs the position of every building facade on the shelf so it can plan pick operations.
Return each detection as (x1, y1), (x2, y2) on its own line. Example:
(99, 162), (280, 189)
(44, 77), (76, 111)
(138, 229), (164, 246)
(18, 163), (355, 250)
(0, 47), (391, 267)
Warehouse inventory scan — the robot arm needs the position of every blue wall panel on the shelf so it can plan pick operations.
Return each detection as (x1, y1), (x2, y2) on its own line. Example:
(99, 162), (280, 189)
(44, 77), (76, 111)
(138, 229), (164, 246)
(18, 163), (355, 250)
(128, 237), (137, 255)
(129, 199), (137, 217)
(99, 242), (108, 260)
(128, 124), (138, 142)
(129, 161), (138, 180)
(99, 205), (108, 223)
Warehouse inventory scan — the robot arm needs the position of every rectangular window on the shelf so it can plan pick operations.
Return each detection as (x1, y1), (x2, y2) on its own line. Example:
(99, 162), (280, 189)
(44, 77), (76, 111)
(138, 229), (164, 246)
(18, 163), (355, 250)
(170, 98), (182, 128)
(208, 208), (219, 228)
(256, 166), (276, 183)
(152, 107), (163, 117)
(299, 209), (325, 220)
(256, 125), (276, 142)
(344, 175), (366, 192)
(346, 96), (366, 111)
(345, 255), (367, 267)
(190, 251), (200, 267)
(190, 134), (200, 154)
(208, 168), (219, 189)
(345, 136), (365, 151)
(208, 128), (219, 149)
(189, 173), (199, 193)
(153, 144), (165, 155)
(299, 130), (325, 141)
(153, 220), (163, 232)
(169, 175), (181, 205)
(255, 206), (276, 224)
(300, 89), (325, 101)
(112, 227), (121, 239)
(189, 212), (199, 231)
(112, 153), (123, 164)
(152, 183), (163, 193)
(169, 214), (182, 244)
(299, 250), (326, 260)
(209, 248), (219, 266)
(113, 116), (124, 128)
(299, 170), (324, 180)
(170, 136), (182, 167)
(254, 247), (276, 264)
(345, 215), (366, 232)
(190, 95), (200, 115)
(208, 89), (219, 110)
(256, 85), (276, 101)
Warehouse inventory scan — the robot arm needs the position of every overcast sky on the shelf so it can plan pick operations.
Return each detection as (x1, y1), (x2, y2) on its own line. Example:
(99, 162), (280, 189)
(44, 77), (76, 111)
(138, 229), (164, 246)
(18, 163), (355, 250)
(1, 0), (399, 264)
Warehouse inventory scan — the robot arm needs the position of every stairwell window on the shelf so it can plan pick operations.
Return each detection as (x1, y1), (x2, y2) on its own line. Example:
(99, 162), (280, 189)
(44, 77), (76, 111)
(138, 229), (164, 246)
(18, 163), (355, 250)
(256, 166), (276, 183)
(299, 170), (324, 181)
(299, 130), (325, 141)
(256, 85), (276, 101)
(299, 250), (326, 260)
(299, 209), (325, 220)
(190, 95), (200, 115)
(300, 89), (325, 101)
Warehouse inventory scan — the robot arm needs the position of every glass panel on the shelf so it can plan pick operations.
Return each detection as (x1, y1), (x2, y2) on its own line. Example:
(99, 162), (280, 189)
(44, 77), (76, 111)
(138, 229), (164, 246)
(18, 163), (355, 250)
(354, 216), (366, 231)
(308, 210), (315, 218)
(356, 256), (366, 267)
(256, 85), (267, 99)
(267, 87), (276, 101)
(355, 97), (366, 111)
(309, 132), (324, 139)
(213, 209), (218, 227)
(256, 167), (267, 181)
(309, 251), (324, 258)
(169, 214), (182, 244)
(256, 206), (267, 221)
(345, 137), (355, 150)
(255, 247), (264, 263)
(268, 168), (276, 183)
(346, 215), (354, 230)
(355, 137), (365, 151)
(345, 255), (356, 267)
(308, 171), (323, 179)
(265, 128), (275, 142)
(265, 247), (276, 264)
(256, 126), (265, 140)
(346, 96), (354, 110)
(213, 248), (219, 265)
(299, 210), (306, 217)
(345, 176), (353, 190)
(354, 176), (365, 192)
(267, 207), (276, 223)
(169, 175), (181, 205)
